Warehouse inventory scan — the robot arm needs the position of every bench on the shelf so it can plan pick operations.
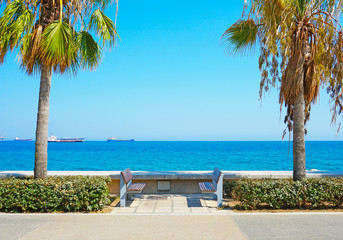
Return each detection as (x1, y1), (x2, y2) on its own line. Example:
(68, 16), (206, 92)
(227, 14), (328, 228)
(120, 168), (146, 207)
(199, 168), (223, 207)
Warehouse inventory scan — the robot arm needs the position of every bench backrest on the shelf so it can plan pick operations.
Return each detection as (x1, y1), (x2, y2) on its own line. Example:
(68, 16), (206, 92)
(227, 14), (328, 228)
(121, 168), (133, 185)
(212, 167), (222, 190)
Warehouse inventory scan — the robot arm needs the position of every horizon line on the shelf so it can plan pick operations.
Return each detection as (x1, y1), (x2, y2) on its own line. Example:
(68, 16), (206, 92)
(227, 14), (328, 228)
(1, 140), (343, 142)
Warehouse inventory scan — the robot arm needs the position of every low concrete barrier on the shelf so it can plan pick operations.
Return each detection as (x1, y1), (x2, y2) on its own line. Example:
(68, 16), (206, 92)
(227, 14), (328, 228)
(1, 170), (342, 194)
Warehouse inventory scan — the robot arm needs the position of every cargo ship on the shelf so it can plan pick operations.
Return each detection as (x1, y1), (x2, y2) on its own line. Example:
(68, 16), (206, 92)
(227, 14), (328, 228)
(107, 137), (134, 142)
(48, 135), (85, 142)
(14, 137), (32, 141)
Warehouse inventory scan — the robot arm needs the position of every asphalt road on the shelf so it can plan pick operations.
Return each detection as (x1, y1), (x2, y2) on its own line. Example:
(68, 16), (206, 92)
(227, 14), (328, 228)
(0, 212), (342, 240)
(232, 213), (343, 240)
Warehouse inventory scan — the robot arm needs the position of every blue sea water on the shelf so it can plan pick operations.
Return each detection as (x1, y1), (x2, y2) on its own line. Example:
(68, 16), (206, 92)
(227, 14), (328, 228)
(0, 141), (342, 171)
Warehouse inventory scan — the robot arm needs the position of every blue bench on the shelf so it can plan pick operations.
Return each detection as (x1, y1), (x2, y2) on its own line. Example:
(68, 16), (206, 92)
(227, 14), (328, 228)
(120, 168), (146, 207)
(199, 168), (223, 207)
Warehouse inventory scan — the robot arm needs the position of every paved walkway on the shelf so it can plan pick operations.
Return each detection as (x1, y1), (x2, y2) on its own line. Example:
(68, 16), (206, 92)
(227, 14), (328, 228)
(1, 213), (343, 240)
(232, 213), (343, 240)
(112, 194), (229, 214)
(0, 215), (247, 240)
(1, 194), (343, 240)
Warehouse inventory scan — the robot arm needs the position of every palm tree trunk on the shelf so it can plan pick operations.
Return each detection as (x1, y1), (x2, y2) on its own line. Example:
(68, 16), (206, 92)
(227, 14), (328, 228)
(293, 78), (306, 181)
(33, 0), (58, 179)
(34, 66), (52, 179)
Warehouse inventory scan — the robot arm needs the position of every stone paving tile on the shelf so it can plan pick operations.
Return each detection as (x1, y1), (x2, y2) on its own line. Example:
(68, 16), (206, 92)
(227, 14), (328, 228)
(154, 208), (172, 213)
(157, 202), (172, 204)
(112, 208), (135, 213)
(208, 208), (219, 213)
(174, 209), (191, 213)
(112, 194), (223, 214)
(155, 206), (172, 209)
(205, 202), (217, 208)
(173, 202), (187, 206)
(190, 207), (210, 213)
(129, 201), (140, 207)
(173, 201), (187, 204)
(136, 208), (154, 213)
(156, 205), (172, 208)
(141, 200), (156, 205)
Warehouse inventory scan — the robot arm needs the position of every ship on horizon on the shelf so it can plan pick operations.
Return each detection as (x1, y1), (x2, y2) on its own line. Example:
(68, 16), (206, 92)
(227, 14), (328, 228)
(48, 135), (85, 142)
(0, 136), (4, 141)
(107, 137), (134, 142)
(14, 137), (32, 141)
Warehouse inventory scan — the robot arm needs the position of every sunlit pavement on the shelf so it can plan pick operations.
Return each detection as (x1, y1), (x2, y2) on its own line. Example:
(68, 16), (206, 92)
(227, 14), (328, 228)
(1, 200), (343, 240)
(0, 215), (247, 240)
(111, 194), (231, 214)
(231, 213), (343, 240)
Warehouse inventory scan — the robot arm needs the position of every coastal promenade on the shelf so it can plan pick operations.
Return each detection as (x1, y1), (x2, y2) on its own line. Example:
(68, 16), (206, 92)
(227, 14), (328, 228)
(1, 171), (343, 239)
(1, 170), (342, 195)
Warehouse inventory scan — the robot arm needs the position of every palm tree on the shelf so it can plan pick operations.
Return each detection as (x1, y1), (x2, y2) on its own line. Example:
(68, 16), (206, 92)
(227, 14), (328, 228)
(0, 0), (118, 178)
(222, 0), (343, 181)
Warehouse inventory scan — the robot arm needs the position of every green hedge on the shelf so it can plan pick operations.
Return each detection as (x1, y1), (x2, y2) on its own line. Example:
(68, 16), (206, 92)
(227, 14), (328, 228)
(224, 178), (343, 210)
(0, 176), (111, 213)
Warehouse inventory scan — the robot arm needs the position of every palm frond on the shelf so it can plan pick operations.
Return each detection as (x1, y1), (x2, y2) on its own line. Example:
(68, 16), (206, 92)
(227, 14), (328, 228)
(8, 9), (33, 48)
(222, 19), (259, 55)
(0, 0), (24, 25)
(0, 0), (33, 63)
(261, 0), (285, 25)
(20, 32), (34, 71)
(89, 0), (118, 26)
(88, 9), (118, 48)
(76, 31), (101, 70)
(295, 0), (311, 17)
(20, 24), (42, 74)
(90, 0), (113, 9)
(39, 21), (78, 73)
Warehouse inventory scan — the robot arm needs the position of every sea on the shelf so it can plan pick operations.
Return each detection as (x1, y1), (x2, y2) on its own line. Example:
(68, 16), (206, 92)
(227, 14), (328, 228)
(0, 141), (342, 171)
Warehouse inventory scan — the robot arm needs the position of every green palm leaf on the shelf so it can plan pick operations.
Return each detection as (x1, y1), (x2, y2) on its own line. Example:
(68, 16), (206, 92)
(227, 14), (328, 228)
(88, 9), (118, 48)
(0, 0), (33, 63)
(90, 0), (113, 9)
(0, 0), (24, 26)
(39, 21), (78, 73)
(20, 32), (35, 71)
(7, 9), (33, 48)
(0, 0), (119, 181)
(222, 19), (259, 55)
(76, 31), (102, 70)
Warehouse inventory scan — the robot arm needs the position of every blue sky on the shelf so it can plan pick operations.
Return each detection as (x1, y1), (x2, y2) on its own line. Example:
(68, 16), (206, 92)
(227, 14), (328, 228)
(0, 0), (341, 141)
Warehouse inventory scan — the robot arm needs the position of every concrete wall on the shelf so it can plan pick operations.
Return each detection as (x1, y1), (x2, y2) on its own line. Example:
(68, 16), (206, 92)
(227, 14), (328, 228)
(108, 179), (209, 194)
(1, 170), (343, 195)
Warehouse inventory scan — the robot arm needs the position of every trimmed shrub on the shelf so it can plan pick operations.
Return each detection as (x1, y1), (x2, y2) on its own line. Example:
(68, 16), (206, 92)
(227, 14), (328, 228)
(224, 178), (343, 210)
(223, 180), (237, 198)
(0, 176), (111, 213)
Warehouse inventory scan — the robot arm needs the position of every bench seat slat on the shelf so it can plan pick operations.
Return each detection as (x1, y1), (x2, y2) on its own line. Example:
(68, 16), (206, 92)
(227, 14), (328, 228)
(120, 169), (146, 207)
(121, 168), (133, 184)
(199, 182), (215, 192)
(198, 168), (223, 207)
(128, 183), (146, 192)
(212, 168), (222, 184)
